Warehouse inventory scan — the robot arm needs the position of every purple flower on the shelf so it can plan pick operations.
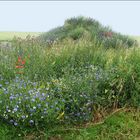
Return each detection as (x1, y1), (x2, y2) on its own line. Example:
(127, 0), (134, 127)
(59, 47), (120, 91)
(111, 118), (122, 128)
(10, 95), (14, 100)
(37, 104), (41, 108)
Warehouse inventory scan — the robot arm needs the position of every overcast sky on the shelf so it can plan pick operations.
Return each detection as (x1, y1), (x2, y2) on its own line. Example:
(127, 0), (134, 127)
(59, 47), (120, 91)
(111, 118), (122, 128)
(0, 1), (140, 35)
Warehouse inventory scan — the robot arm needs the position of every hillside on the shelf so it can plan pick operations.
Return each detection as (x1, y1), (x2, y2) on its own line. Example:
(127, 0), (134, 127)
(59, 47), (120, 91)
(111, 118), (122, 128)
(39, 16), (137, 48)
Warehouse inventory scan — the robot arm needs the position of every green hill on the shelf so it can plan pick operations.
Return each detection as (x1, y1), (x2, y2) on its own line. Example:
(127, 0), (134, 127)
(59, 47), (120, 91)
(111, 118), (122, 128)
(39, 16), (136, 48)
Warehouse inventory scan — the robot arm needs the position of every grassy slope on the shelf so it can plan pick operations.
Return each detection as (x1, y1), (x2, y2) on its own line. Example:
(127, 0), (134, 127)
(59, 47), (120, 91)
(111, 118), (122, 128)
(0, 32), (41, 40)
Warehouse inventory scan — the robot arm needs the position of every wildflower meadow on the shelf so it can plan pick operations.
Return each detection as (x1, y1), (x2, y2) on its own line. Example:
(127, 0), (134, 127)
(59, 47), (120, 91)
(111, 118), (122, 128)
(0, 17), (140, 139)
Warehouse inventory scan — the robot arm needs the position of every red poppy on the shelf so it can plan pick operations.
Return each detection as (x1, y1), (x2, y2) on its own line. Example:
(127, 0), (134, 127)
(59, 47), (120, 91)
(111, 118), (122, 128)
(17, 56), (26, 65)
(21, 60), (26, 65)
(103, 32), (113, 38)
(18, 56), (22, 62)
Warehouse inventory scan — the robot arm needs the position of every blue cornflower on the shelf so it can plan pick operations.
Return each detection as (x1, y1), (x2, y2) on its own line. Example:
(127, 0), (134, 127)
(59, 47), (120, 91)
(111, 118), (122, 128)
(31, 98), (35, 102)
(5, 82), (9, 85)
(4, 90), (8, 94)
(21, 115), (26, 119)
(33, 82), (37, 86)
(37, 104), (41, 108)
(50, 105), (54, 108)
(76, 113), (80, 116)
(0, 84), (2, 88)
(29, 120), (34, 125)
(43, 111), (47, 114)
(44, 108), (47, 111)
(10, 95), (14, 100)
(62, 99), (65, 102)
(56, 107), (60, 111)
(40, 97), (45, 101)
(24, 83), (27, 87)
(9, 120), (14, 124)
(14, 122), (18, 126)
(30, 114), (33, 116)
(39, 97), (45, 101)
(30, 109), (34, 113)
(13, 107), (18, 112)
(28, 90), (33, 94)
(15, 94), (19, 97)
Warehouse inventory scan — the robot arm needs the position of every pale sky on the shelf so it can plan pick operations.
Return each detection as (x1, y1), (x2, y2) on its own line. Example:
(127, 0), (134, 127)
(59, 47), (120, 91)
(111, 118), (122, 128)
(0, 1), (140, 35)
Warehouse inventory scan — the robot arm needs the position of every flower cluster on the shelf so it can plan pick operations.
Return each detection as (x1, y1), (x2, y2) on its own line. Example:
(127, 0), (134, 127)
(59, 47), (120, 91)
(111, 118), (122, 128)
(15, 56), (26, 74)
(101, 32), (113, 38)
(0, 73), (98, 128)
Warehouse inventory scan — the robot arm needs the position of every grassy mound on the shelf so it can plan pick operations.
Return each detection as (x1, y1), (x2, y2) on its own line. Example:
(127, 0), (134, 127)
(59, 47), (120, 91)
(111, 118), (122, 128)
(38, 16), (137, 48)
